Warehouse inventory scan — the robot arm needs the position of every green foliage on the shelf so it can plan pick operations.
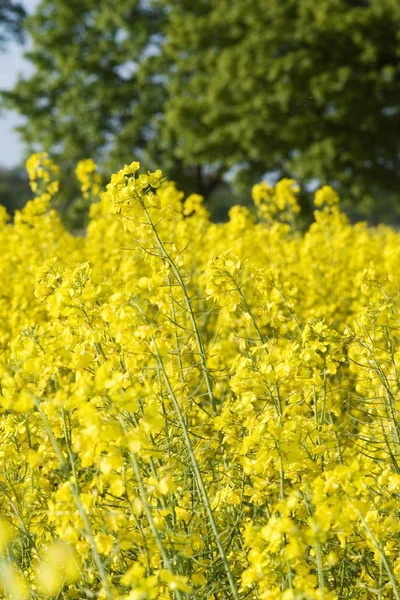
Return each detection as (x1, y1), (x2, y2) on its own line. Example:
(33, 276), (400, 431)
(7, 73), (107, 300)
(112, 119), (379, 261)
(161, 0), (400, 203)
(3, 0), (165, 170)
(0, 166), (30, 214)
(0, 0), (25, 49)
(4, 0), (400, 221)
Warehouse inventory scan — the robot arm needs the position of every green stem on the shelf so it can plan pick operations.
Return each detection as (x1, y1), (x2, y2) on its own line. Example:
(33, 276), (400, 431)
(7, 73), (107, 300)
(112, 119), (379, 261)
(153, 342), (240, 600)
(357, 509), (400, 600)
(35, 400), (113, 600)
(142, 202), (217, 414)
(119, 415), (184, 600)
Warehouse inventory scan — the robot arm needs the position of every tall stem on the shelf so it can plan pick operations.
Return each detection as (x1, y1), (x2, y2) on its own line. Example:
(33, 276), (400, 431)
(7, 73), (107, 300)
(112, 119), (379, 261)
(153, 341), (240, 600)
(142, 203), (217, 414)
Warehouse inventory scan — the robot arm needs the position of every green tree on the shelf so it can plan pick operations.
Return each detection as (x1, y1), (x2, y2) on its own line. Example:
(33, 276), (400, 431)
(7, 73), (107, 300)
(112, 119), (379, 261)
(4, 0), (400, 219)
(4, 0), (165, 170)
(0, 166), (31, 214)
(2, 0), (170, 224)
(0, 0), (25, 49)
(161, 0), (400, 204)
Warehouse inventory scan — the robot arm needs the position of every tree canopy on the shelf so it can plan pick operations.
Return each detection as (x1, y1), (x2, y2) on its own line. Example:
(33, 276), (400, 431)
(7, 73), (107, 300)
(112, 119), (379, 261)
(4, 0), (400, 210)
(0, 0), (25, 49)
(4, 0), (164, 167)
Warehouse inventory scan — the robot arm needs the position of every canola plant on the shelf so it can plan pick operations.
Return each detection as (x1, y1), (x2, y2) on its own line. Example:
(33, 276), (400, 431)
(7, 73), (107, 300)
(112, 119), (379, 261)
(1, 153), (400, 599)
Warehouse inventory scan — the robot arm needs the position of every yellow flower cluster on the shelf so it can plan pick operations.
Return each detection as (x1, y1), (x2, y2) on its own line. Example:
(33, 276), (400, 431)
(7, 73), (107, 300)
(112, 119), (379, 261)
(75, 159), (102, 200)
(1, 158), (400, 600)
(23, 153), (60, 220)
(252, 178), (300, 222)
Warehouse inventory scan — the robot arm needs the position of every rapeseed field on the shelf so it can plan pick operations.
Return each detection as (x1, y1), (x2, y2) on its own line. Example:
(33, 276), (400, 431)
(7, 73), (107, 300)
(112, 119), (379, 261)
(1, 154), (400, 599)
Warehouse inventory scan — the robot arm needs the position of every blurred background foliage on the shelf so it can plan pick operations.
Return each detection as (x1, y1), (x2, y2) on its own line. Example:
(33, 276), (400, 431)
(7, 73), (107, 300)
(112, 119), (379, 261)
(0, 0), (25, 49)
(1, 0), (400, 226)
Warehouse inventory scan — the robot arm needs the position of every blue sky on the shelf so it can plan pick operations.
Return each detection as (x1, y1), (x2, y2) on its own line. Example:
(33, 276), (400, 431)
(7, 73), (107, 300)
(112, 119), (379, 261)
(0, 0), (39, 168)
